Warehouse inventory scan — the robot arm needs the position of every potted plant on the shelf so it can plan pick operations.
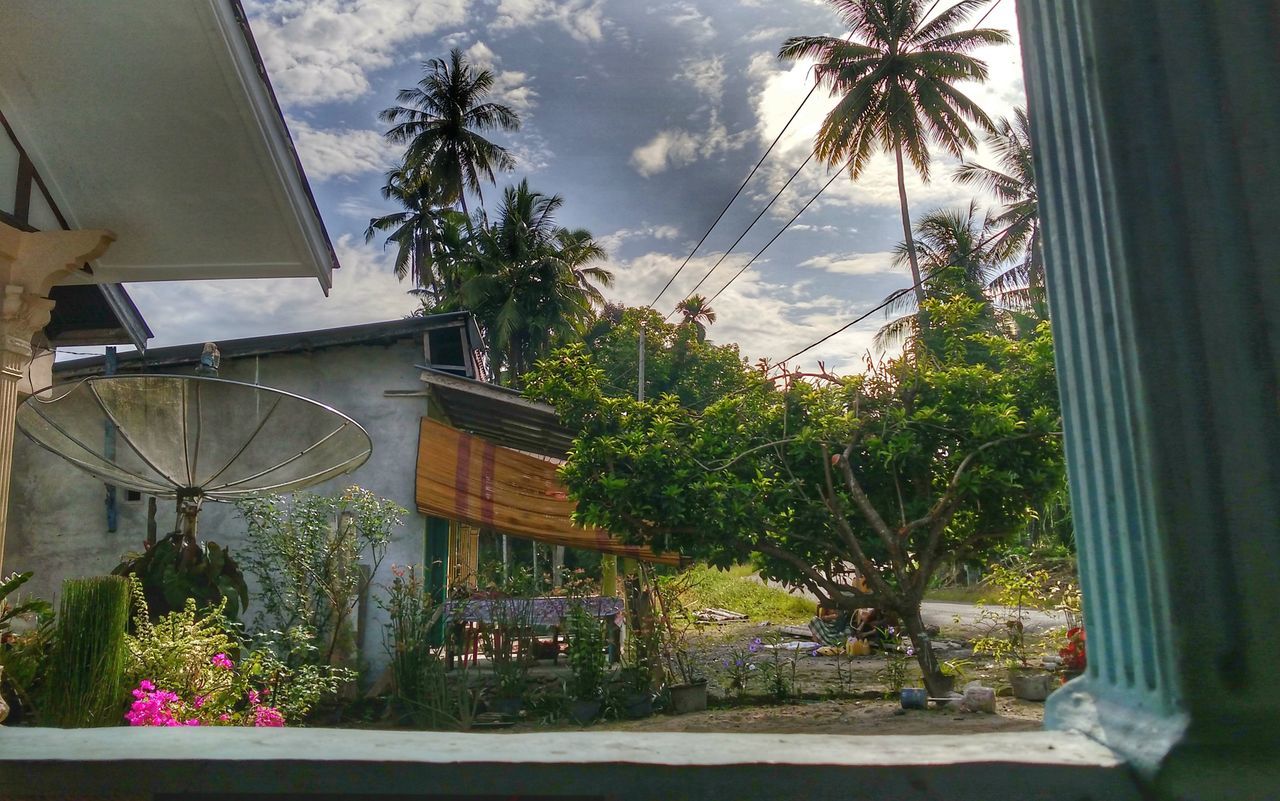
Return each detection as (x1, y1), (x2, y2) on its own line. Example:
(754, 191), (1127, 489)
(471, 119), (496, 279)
(653, 574), (706, 714)
(616, 664), (654, 719)
(565, 604), (606, 725)
(972, 558), (1062, 701)
(484, 595), (532, 719)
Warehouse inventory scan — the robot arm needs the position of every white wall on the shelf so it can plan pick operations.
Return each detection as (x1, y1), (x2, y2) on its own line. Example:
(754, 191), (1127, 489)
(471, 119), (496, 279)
(7, 336), (431, 675)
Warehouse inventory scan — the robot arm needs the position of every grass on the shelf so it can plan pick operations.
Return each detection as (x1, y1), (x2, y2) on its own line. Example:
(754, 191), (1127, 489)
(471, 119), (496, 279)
(682, 564), (815, 624)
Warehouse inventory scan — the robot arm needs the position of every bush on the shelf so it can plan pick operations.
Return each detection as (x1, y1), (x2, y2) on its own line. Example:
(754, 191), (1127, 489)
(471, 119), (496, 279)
(113, 530), (249, 621)
(44, 576), (130, 727)
(0, 572), (53, 722)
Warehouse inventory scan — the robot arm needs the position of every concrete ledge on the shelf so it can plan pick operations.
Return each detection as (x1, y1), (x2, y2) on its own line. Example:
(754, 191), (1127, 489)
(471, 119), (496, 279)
(0, 728), (1141, 800)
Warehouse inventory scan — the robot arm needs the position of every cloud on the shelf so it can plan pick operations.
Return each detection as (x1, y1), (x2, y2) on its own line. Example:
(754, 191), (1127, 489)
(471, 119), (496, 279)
(677, 56), (726, 104)
(126, 235), (422, 348)
(244, 0), (471, 106)
(288, 120), (397, 181)
(630, 111), (748, 177)
(597, 224), (681, 255)
(490, 0), (608, 43)
(463, 41), (539, 113)
(800, 252), (899, 276)
(603, 249), (880, 373)
(790, 223), (840, 233)
(664, 2), (714, 43)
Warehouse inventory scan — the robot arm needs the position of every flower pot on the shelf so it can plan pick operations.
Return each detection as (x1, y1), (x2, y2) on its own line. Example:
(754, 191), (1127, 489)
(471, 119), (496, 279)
(488, 696), (523, 719)
(899, 687), (928, 710)
(1008, 668), (1055, 701)
(932, 674), (956, 696)
(569, 698), (602, 725)
(668, 681), (707, 714)
(623, 693), (653, 719)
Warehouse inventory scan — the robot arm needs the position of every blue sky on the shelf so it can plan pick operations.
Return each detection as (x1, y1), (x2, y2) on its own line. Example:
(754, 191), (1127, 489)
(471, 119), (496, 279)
(122, 0), (1027, 372)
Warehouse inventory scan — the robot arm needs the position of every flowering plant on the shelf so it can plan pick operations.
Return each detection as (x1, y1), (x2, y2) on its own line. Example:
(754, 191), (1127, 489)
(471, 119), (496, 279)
(124, 653), (285, 727)
(1059, 626), (1086, 672)
(874, 627), (914, 696)
(719, 638), (760, 696)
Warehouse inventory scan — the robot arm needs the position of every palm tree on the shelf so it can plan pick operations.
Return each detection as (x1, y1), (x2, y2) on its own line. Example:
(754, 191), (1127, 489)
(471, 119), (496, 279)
(779, 0), (1008, 313)
(954, 107), (1043, 310)
(460, 180), (612, 385)
(675, 294), (717, 341)
(875, 202), (1002, 352)
(364, 170), (469, 307)
(379, 48), (521, 226)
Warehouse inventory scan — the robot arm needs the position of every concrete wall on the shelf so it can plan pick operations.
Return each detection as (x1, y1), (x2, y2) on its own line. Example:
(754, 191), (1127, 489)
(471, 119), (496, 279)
(6, 335), (431, 675)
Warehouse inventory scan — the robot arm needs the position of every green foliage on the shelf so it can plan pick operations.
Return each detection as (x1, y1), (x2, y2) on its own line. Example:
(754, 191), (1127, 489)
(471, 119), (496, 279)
(238, 486), (403, 669)
(531, 297), (1065, 693)
(570, 305), (757, 409)
(112, 530), (249, 620)
(565, 604), (606, 700)
(0, 572), (53, 720)
(44, 576), (130, 727)
(681, 564), (814, 624)
(378, 565), (452, 728)
(972, 555), (1078, 668)
(123, 575), (238, 699)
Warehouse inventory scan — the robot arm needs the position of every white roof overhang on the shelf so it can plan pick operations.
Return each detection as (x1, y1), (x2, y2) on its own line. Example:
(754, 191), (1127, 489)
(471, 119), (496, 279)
(0, 1), (337, 292)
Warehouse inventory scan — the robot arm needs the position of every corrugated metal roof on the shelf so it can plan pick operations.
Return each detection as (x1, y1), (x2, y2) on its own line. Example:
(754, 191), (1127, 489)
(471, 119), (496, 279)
(417, 368), (575, 460)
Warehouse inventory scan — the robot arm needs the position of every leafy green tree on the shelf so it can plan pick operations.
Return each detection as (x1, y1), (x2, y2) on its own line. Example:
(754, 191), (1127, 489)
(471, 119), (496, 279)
(779, 0), (1008, 313)
(572, 305), (755, 408)
(529, 297), (1064, 694)
(954, 107), (1043, 310)
(875, 201), (1003, 352)
(675, 294), (717, 342)
(380, 48), (521, 225)
(365, 170), (469, 307)
(461, 180), (612, 385)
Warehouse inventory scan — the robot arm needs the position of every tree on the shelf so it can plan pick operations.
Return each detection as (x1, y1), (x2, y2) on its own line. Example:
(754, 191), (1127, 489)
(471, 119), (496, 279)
(779, 0), (1008, 314)
(572, 305), (754, 408)
(364, 170), (469, 307)
(875, 201), (1003, 352)
(460, 180), (612, 385)
(954, 107), (1044, 310)
(380, 48), (521, 226)
(675, 294), (717, 342)
(528, 297), (1064, 695)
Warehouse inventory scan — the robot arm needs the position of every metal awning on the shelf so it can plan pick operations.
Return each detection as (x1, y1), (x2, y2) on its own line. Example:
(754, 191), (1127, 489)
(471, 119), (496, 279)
(417, 368), (575, 460)
(0, 1), (337, 291)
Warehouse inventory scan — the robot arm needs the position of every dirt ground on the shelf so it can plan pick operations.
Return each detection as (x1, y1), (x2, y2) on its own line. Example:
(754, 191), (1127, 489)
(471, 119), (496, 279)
(503, 620), (1049, 735)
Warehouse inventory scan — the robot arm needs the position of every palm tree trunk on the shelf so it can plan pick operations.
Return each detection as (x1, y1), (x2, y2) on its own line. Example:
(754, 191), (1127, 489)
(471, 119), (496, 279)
(894, 144), (927, 313)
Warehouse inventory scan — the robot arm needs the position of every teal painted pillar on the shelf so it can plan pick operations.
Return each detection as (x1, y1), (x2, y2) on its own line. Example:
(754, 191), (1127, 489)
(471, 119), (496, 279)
(1021, 1), (1280, 795)
(425, 516), (450, 645)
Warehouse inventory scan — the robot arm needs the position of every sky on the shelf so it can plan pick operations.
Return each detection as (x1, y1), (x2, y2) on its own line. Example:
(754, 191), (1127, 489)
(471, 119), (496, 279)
(114, 0), (1027, 374)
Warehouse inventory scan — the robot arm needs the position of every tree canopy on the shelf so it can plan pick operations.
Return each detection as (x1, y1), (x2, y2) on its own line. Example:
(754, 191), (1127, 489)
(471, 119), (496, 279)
(529, 297), (1064, 693)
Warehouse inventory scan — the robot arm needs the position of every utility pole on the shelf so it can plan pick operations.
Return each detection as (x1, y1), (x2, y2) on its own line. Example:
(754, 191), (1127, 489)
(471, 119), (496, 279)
(637, 325), (645, 402)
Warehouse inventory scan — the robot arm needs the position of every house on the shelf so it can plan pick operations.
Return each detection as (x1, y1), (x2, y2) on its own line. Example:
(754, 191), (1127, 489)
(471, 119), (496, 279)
(0, 0), (337, 576)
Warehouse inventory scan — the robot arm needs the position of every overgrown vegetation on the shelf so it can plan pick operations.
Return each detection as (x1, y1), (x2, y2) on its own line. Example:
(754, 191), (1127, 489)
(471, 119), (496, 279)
(682, 564), (814, 624)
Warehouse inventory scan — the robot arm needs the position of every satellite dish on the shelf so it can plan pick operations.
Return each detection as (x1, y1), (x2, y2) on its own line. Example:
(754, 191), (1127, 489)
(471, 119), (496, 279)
(17, 374), (372, 538)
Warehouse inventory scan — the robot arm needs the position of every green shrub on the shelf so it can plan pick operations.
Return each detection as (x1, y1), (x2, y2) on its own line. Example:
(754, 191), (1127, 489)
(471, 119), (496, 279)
(566, 604), (606, 700)
(44, 576), (130, 727)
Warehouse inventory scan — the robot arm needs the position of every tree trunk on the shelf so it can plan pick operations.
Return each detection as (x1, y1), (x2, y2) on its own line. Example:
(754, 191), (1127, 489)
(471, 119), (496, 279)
(894, 144), (928, 317)
(901, 603), (948, 697)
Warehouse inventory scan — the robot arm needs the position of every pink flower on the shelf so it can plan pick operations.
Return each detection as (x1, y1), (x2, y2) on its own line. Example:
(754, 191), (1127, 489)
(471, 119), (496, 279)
(218, 714), (231, 722)
(252, 705), (285, 727)
(210, 653), (234, 670)
(247, 690), (260, 705)
(193, 695), (206, 709)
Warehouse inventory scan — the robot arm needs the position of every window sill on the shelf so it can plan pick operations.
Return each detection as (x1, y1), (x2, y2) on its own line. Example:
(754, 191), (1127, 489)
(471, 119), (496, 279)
(0, 727), (1140, 800)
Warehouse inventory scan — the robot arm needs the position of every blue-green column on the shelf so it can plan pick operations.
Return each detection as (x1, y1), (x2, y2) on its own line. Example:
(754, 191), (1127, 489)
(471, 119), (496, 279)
(425, 516), (450, 646)
(1021, 1), (1280, 793)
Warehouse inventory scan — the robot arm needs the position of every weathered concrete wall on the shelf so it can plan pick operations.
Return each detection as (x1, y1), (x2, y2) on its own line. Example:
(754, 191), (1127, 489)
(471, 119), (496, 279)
(7, 336), (431, 675)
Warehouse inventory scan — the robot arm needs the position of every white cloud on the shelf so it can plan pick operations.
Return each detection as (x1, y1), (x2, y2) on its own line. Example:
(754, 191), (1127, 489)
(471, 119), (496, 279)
(490, 0), (607, 43)
(597, 224), (681, 255)
(127, 235), (422, 348)
(463, 41), (539, 113)
(244, 0), (472, 106)
(677, 56), (726, 103)
(665, 2), (714, 43)
(800, 251), (899, 276)
(630, 111), (748, 177)
(790, 223), (840, 233)
(603, 249), (879, 373)
(288, 120), (397, 181)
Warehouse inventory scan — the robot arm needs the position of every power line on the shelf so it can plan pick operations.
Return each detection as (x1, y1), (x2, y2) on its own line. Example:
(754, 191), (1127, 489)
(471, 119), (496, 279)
(705, 164), (847, 306)
(667, 151), (816, 316)
(648, 80), (825, 309)
(770, 262), (950, 369)
(975, 0), (1004, 27)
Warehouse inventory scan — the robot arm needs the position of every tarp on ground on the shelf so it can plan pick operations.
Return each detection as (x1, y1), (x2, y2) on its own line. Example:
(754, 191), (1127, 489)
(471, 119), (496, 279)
(415, 417), (682, 565)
